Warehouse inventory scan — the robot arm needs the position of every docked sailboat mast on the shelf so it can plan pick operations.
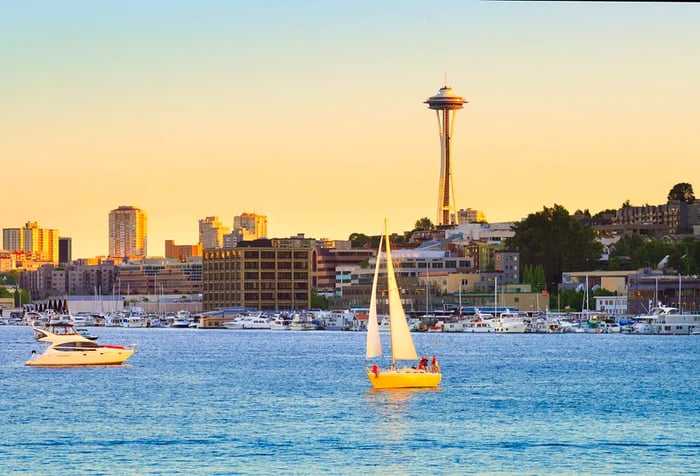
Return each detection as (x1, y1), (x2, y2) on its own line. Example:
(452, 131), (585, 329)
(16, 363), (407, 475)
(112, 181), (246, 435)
(424, 84), (467, 226)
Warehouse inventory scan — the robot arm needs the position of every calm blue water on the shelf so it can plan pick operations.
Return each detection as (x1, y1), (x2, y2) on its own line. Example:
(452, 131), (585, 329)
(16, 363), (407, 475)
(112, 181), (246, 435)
(1, 326), (698, 475)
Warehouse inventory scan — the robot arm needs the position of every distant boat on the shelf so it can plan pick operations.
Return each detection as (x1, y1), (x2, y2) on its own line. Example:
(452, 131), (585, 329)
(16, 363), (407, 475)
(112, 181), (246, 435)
(365, 221), (442, 389)
(76, 327), (99, 341)
(224, 313), (271, 330)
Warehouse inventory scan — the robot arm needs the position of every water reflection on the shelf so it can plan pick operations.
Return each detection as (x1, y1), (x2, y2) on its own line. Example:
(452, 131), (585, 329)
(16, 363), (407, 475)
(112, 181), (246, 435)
(364, 388), (442, 446)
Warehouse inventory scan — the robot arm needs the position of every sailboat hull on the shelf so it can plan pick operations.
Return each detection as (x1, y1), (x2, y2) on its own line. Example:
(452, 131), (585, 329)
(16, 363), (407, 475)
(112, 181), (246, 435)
(366, 368), (442, 389)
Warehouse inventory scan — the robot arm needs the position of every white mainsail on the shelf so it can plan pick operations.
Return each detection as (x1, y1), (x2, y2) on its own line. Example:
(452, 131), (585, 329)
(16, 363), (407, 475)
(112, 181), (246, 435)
(365, 236), (383, 359)
(384, 221), (418, 362)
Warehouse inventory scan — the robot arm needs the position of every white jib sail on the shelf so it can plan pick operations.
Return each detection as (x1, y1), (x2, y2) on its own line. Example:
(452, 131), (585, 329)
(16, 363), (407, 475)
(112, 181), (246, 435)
(366, 236), (383, 359)
(385, 220), (418, 362)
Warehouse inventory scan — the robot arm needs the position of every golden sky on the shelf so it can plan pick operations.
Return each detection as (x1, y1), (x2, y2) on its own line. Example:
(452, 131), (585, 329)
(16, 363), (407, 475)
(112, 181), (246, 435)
(2, 2), (698, 258)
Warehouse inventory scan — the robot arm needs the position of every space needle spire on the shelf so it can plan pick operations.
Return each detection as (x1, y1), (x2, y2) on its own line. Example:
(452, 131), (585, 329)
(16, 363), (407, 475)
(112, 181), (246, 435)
(424, 83), (467, 226)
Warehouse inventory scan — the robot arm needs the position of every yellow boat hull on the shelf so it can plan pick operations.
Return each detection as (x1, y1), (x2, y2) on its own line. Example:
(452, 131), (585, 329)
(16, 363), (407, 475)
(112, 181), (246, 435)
(26, 348), (135, 367)
(366, 368), (442, 389)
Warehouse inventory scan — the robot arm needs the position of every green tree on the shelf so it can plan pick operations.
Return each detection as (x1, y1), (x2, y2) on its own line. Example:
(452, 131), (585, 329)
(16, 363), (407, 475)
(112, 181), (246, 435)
(666, 237), (700, 275)
(610, 234), (645, 259)
(413, 217), (435, 231)
(632, 240), (675, 270)
(506, 204), (603, 288)
(522, 264), (546, 292)
(667, 182), (695, 204)
(14, 288), (31, 307)
(349, 233), (373, 249)
(310, 289), (329, 309)
(0, 272), (17, 285)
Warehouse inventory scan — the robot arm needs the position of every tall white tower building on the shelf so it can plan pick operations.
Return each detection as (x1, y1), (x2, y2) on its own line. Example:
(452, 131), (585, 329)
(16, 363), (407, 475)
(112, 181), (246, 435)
(425, 84), (467, 226)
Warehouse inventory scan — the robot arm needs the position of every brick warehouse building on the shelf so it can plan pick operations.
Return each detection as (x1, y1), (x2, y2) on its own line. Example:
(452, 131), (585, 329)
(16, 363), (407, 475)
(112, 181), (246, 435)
(202, 236), (314, 311)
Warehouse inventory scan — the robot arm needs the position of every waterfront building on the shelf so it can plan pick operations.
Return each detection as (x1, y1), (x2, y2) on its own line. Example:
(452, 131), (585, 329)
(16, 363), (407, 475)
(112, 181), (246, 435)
(19, 261), (118, 299)
(562, 271), (637, 297)
(109, 206), (147, 258)
(425, 84), (468, 226)
(202, 236), (313, 311)
(199, 216), (229, 249)
(116, 258), (203, 296)
(165, 240), (202, 260)
(627, 273), (700, 314)
(311, 240), (374, 293)
(332, 248), (473, 311)
(595, 295), (628, 316)
(2, 222), (59, 264)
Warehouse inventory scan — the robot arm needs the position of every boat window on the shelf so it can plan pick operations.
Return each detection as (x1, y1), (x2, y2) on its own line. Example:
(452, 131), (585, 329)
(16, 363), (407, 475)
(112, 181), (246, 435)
(55, 342), (99, 351)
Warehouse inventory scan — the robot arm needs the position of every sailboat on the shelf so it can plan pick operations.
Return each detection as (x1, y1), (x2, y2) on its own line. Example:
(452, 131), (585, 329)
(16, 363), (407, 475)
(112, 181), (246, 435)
(365, 221), (442, 389)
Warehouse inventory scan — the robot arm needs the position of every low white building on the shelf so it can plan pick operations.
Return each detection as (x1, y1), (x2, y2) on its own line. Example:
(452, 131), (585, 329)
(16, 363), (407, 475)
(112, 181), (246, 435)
(594, 295), (628, 316)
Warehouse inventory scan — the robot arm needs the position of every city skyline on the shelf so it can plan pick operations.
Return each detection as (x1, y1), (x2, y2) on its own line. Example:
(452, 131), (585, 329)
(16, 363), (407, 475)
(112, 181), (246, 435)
(2, 2), (698, 259)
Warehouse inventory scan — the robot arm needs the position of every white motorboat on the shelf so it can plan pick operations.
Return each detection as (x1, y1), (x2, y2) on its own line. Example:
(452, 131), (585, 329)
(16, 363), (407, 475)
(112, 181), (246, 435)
(652, 306), (700, 335)
(463, 317), (495, 333)
(27, 328), (134, 367)
(492, 312), (528, 333)
(269, 314), (292, 330)
(289, 313), (315, 331)
(224, 313), (271, 330)
(442, 320), (464, 333)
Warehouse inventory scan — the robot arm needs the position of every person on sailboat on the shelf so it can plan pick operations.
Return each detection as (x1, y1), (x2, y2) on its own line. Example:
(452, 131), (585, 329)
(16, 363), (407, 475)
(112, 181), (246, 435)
(371, 363), (379, 377)
(417, 356), (429, 371)
(431, 355), (440, 373)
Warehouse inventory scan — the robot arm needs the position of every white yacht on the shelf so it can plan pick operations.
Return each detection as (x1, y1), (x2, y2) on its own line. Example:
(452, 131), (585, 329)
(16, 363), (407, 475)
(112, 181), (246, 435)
(463, 317), (495, 333)
(492, 312), (528, 333)
(651, 306), (700, 335)
(224, 313), (271, 330)
(269, 314), (292, 330)
(629, 315), (657, 334)
(289, 313), (315, 331)
(442, 320), (464, 333)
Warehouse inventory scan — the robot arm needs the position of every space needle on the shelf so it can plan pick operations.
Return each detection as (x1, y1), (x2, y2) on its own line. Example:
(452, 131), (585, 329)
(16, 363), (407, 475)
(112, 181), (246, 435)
(424, 84), (467, 226)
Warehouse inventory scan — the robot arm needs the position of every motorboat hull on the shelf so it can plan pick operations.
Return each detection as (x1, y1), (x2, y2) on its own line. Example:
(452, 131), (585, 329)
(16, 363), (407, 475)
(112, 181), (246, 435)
(366, 368), (441, 389)
(26, 347), (135, 366)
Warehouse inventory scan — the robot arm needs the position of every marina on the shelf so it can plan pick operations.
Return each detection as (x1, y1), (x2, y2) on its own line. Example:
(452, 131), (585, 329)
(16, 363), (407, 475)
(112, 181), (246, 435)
(4, 305), (700, 336)
(2, 325), (698, 474)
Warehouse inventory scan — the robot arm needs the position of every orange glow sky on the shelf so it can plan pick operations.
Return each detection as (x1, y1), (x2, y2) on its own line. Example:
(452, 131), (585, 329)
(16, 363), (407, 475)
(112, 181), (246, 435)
(2, 2), (698, 258)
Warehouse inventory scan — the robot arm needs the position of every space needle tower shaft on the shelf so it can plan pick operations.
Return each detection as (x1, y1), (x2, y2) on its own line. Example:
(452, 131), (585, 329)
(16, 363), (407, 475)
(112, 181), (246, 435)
(424, 85), (467, 226)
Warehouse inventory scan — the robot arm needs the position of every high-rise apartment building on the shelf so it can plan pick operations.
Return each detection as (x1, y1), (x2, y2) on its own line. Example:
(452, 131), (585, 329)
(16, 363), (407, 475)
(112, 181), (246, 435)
(109, 206), (147, 258)
(199, 216), (229, 249)
(2, 222), (59, 263)
(233, 212), (268, 240)
(58, 237), (72, 264)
